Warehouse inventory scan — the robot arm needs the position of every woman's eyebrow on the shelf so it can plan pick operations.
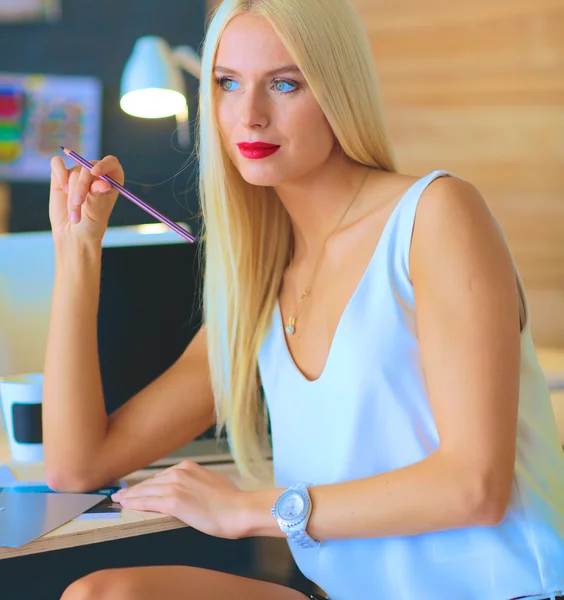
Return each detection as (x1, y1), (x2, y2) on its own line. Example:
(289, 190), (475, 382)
(213, 65), (302, 77)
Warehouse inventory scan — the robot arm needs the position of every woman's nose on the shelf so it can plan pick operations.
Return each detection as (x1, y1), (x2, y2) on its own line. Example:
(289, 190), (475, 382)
(239, 88), (269, 129)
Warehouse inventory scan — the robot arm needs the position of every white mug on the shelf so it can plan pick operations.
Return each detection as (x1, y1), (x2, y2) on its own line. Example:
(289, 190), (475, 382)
(0, 373), (44, 462)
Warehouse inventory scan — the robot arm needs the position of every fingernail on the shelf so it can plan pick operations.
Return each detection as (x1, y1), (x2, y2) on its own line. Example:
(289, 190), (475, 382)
(72, 194), (81, 206)
(91, 166), (100, 174)
(70, 210), (80, 224)
(63, 184), (68, 193)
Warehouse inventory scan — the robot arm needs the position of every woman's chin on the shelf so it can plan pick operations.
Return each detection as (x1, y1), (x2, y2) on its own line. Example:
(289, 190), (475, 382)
(238, 166), (286, 188)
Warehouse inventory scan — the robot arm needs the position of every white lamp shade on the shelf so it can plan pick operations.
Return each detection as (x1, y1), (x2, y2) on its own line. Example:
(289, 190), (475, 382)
(120, 36), (187, 118)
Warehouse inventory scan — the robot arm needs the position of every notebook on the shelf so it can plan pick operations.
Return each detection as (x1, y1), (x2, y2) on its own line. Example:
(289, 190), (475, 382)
(0, 490), (103, 547)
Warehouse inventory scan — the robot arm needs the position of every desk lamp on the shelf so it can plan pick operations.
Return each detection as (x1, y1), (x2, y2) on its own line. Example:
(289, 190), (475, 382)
(120, 36), (201, 146)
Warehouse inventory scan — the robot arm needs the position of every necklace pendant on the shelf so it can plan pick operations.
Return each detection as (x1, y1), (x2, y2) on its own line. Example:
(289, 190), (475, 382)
(285, 316), (296, 335)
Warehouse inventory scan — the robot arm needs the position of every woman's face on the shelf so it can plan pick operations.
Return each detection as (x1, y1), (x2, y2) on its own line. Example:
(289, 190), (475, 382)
(214, 12), (337, 187)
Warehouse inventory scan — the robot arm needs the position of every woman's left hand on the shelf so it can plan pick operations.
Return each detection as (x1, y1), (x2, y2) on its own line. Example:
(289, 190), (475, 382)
(111, 460), (249, 539)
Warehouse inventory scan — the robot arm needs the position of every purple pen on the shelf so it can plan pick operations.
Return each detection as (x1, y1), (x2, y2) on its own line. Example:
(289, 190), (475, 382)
(61, 146), (196, 243)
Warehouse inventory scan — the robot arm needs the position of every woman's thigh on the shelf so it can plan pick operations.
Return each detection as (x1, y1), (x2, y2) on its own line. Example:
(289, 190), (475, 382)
(60, 565), (309, 600)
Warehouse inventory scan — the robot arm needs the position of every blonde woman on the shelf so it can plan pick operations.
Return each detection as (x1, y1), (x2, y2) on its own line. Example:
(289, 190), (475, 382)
(46, 0), (564, 598)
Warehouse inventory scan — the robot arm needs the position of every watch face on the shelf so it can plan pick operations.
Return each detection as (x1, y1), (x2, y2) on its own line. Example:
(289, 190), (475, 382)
(279, 493), (305, 521)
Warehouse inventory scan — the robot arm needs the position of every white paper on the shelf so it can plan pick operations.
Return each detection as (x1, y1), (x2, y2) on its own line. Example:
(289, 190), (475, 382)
(0, 465), (16, 485)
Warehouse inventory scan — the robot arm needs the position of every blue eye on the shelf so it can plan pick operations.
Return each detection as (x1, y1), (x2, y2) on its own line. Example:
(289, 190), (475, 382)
(214, 76), (298, 94)
(273, 80), (297, 94)
(215, 77), (240, 92)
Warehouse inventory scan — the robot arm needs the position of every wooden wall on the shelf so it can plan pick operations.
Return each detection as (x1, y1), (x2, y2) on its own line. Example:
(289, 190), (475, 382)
(207, 0), (564, 348)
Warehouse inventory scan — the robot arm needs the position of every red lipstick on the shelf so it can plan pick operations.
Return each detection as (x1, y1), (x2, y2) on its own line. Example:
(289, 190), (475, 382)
(236, 141), (280, 159)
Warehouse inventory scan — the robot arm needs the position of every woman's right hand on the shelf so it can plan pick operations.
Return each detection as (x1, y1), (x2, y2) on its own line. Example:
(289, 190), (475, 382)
(49, 154), (125, 245)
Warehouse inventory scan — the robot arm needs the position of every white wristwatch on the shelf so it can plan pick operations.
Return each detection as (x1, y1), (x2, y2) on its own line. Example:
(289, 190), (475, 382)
(271, 483), (321, 549)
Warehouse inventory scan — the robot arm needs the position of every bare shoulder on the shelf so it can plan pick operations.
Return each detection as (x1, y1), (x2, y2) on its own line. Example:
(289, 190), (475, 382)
(365, 169), (505, 265)
(408, 172), (515, 292)
(413, 173), (491, 230)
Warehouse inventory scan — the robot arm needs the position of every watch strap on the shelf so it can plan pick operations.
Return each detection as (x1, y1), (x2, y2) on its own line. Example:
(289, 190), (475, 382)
(287, 525), (320, 548)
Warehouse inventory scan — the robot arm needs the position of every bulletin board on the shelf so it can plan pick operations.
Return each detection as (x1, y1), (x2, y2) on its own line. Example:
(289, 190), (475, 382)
(0, 73), (102, 182)
(0, 0), (61, 24)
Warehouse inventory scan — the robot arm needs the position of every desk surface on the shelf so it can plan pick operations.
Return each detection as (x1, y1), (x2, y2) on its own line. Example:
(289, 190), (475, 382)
(1, 347), (563, 560)
(0, 438), (266, 560)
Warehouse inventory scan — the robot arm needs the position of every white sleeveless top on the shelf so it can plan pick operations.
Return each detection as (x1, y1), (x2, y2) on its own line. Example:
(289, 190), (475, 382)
(258, 170), (564, 600)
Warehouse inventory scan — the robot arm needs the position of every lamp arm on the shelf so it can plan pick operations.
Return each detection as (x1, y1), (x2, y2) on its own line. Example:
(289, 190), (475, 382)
(172, 45), (202, 79)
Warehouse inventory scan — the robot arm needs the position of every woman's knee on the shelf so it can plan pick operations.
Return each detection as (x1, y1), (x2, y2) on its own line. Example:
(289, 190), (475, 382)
(60, 569), (138, 600)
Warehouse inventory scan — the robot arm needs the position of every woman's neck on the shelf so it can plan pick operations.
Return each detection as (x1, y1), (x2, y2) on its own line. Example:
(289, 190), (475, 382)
(274, 151), (376, 262)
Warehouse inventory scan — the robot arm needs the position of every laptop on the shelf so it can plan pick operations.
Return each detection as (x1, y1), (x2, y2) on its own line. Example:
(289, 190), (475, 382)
(0, 490), (103, 547)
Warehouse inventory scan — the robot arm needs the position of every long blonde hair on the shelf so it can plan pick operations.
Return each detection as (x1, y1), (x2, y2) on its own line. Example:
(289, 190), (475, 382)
(197, 0), (398, 479)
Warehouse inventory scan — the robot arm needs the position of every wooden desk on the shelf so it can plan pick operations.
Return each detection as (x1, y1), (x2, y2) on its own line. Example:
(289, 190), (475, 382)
(0, 433), (267, 560)
(1, 347), (563, 560)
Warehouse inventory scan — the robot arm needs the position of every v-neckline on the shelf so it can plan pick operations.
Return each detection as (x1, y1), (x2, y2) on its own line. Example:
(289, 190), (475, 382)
(275, 172), (435, 384)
